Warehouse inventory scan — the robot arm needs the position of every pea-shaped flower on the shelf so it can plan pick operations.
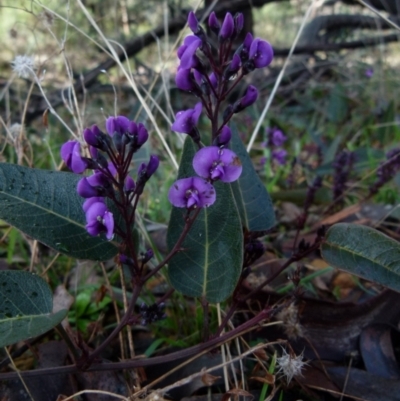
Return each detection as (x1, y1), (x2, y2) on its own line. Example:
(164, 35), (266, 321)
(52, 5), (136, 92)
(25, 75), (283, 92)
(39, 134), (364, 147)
(249, 38), (274, 68)
(60, 141), (87, 174)
(106, 116), (130, 136)
(168, 177), (216, 208)
(193, 146), (242, 183)
(83, 198), (114, 240)
(171, 102), (202, 134)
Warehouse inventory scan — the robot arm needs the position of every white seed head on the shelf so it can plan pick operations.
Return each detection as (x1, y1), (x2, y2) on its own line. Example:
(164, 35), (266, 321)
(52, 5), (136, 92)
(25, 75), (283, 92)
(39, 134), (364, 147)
(11, 55), (35, 79)
(276, 348), (307, 385)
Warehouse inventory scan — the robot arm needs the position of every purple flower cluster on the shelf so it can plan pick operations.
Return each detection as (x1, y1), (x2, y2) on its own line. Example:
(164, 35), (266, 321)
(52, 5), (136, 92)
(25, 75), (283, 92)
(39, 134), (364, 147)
(168, 11), (274, 209)
(61, 116), (158, 239)
(262, 127), (287, 166)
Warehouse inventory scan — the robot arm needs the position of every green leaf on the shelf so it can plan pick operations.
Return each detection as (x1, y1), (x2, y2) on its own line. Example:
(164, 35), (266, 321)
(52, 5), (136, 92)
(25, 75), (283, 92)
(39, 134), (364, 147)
(327, 84), (348, 124)
(0, 163), (118, 260)
(230, 124), (275, 231)
(0, 271), (67, 347)
(167, 138), (243, 303)
(321, 223), (400, 292)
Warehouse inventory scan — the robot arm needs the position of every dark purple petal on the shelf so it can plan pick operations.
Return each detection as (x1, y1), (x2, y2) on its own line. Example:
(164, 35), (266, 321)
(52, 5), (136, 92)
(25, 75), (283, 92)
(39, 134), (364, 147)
(60, 141), (87, 174)
(89, 146), (98, 159)
(171, 102), (202, 134)
(176, 68), (195, 91)
(77, 177), (101, 198)
(177, 44), (187, 59)
(230, 54), (241, 73)
(136, 124), (149, 146)
(168, 177), (216, 208)
(83, 197), (105, 213)
(84, 127), (100, 147)
(209, 72), (218, 88)
(224, 54), (241, 79)
(249, 38), (274, 68)
(127, 121), (138, 136)
(102, 210), (114, 240)
(180, 37), (202, 69)
(87, 171), (109, 187)
(193, 69), (203, 86)
(107, 161), (117, 177)
(193, 146), (242, 183)
(220, 12), (234, 40)
(124, 176), (135, 192)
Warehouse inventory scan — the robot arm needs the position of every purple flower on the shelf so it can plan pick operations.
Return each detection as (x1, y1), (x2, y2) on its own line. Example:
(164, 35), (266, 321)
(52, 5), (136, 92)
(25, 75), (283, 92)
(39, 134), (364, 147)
(84, 199), (114, 240)
(238, 32), (253, 61)
(106, 116), (130, 136)
(83, 197), (105, 213)
(272, 149), (287, 165)
(233, 85), (258, 113)
(249, 38), (274, 68)
(267, 127), (287, 147)
(219, 12), (234, 40)
(77, 172), (112, 198)
(168, 177), (216, 208)
(171, 102), (202, 134)
(193, 146), (242, 182)
(178, 36), (202, 70)
(84, 125), (103, 149)
(365, 68), (374, 78)
(176, 68), (196, 91)
(60, 141), (87, 174)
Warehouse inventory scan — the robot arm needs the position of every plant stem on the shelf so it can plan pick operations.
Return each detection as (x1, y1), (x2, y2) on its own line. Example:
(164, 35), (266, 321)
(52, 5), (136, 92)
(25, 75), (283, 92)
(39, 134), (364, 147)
(0, 307), (273, 380)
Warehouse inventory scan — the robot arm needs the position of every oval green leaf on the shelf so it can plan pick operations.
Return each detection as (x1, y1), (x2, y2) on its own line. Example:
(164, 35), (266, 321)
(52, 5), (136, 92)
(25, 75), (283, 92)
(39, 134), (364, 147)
(321, 223), (400, 292)
(0, 270), (67, 347)
(0, 163), (118, 260)
(167, 138), (243, 303)
(230, 124), (275, 232)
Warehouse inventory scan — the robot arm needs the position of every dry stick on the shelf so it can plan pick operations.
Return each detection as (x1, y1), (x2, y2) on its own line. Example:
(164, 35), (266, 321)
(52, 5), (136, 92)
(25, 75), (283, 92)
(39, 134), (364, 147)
(101, 262), (126, 362)
(137, 341), (283, 398)
(0, 307), (272, 381)
(4, 348), (35, 401)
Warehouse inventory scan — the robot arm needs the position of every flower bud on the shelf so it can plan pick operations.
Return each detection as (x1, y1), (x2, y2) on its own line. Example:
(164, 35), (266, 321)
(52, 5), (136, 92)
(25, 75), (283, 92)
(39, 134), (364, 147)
(208, 12), (220, 35)
(188, 11), (200, 34)
(214, 125), (232, 147)
(234, 13), (244, 37)
(233, 85), (258, 113)
(219, 12), (234, 40)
